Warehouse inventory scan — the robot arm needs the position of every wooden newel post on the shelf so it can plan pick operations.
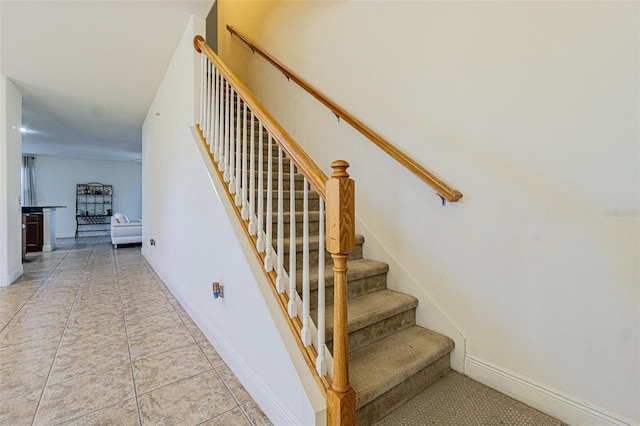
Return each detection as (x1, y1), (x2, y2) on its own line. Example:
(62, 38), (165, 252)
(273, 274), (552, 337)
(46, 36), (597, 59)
(326, 160), (356, 426)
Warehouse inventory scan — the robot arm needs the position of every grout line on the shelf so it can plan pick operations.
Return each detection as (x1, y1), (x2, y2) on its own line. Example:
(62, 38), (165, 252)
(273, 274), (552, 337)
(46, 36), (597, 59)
(31, 238), (83, 425)
(114, 243), (145, 426)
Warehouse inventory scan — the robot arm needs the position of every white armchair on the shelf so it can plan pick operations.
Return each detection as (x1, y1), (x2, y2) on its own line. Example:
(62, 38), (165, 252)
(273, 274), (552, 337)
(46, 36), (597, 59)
(110, 213), (142, 248)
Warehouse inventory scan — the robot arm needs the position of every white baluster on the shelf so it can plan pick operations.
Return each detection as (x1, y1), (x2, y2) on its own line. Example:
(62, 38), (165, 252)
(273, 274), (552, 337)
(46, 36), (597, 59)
(248, 112), (256, 235)
(316, 198), (327, 375)
(199, 53), (204, 128)
(217, 76), (224, 166)
(234, 96), (242, 205)
(288, 161), (298, 318)
(206, 60), (212, 144)
(275, 146), (285, 292)
(222, 81), (229, 176)
(202, 58), (209, 138)
(229, 89), (236, 192)
(301, 179), (311, 346)
(212, 68), (219, 158)
(209, 64), (216, 148)
(256, 124), (265, 252)
(241, 103), (249, 219)
(264, 134), (274, 272)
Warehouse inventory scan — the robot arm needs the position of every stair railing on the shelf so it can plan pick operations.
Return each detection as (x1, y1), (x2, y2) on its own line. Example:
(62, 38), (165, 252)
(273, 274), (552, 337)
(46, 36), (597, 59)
(227, 25), (462, 204)
(194, 36), (356, 426)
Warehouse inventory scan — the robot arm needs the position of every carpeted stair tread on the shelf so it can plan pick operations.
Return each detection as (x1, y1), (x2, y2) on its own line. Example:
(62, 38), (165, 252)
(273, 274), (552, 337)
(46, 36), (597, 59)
(318, 289), (417, 335)
(350, 326), (454, 409)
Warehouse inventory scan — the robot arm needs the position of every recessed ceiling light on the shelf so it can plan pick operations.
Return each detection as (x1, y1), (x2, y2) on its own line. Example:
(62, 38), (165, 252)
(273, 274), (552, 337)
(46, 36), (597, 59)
(20, 127), (27, 133)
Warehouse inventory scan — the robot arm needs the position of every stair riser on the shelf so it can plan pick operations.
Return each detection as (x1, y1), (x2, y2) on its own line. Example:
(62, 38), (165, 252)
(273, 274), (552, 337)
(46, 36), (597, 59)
(326, 309), (415, 354)
(217, 155), (291, 168)
(259, 196), (320, 212)
(305, 270), (388, 307)
(282, 243), (363, 270)
(251, 178), (307, 191)
(355, 356), (450, 425)
(266, 219), (320, 239)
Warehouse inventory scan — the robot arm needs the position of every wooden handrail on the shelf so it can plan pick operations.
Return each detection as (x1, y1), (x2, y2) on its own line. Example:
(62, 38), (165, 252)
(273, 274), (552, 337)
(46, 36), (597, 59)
(194, 35), (328, 199)
(226, 25), (463, 203)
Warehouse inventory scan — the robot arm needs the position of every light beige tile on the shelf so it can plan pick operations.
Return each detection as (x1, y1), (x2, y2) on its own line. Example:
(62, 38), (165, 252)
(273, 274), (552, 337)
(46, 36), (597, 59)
(0, 324), (63, 347)
(132, 343), (212, 394)
(200, 407), (252, 426)
(216, 363), (253, 405)
(66, 310), (124, 331)
(125, 310), (184, 339)
(0, 337), (59, 370)
(122, 300), (175, 321)
(241, 401), (272, 426)
(128, 323), (196, 360)
(138, 370), (237, 425)
(48, 338), (130, 384)
(61, 397), (140, 426)
(185, 322), (210, 346)
(71, 300), (122, 315)
(7, 311), (69, 330)
(58, 324), (127, 355)
(0, 387), (42, 426)
(0, 359), (51, 400)
(35, 364), (134, 425)
(200, 342), (225, 367)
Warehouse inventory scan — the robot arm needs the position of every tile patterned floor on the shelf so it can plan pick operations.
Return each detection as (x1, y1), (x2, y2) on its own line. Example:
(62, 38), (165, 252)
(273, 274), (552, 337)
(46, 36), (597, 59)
(0, 237), (272, 426)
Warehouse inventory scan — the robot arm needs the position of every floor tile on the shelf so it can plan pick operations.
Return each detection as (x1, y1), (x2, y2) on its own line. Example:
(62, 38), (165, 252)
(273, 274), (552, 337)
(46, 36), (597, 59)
(216, 363), (253, 405)
(0, 360), (51, 400)
(138, 370), (237, 425)
(241, 400), (273, 426)
(0, 387), (42, 426)
(58, 322), (127, 353)
(199, 407), (251, 426)
(123, 299), (175, 320)
(48, 338), (130, 385)
(128, 322), (196, 360)
(35, 364), (135, 425)
(1, 238), (271, 426)
(199, 340), (225, 367)
(132, 342), (212, 394)
(61, 397), (140, 426)
(125, 310), (184, 339)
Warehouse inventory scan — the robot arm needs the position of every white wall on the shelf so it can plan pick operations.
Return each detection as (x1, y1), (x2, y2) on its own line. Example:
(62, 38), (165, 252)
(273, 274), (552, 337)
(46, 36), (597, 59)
(30, 155), (141, 238)
(141, 16), (324, 425)
(0, 75), (23, 286)
(217, 2), (639, 425)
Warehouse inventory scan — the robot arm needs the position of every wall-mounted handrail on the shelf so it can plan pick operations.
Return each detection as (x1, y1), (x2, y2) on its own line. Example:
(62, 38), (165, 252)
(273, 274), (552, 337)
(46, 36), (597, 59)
(226, 25), (463, 203)
(195, 35), (328, 198)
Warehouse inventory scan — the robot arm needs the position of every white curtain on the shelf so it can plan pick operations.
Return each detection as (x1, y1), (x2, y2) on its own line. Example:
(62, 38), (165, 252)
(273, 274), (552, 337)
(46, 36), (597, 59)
(21, 156), (36, 206)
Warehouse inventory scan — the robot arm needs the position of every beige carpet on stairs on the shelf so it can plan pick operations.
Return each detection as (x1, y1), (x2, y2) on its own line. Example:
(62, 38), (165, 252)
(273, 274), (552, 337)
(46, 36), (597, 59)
(372, 372), (563, 426)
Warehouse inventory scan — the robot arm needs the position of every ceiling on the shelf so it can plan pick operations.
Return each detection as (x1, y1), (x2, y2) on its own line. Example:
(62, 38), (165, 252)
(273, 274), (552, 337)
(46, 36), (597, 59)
(1, 0), (213, 162)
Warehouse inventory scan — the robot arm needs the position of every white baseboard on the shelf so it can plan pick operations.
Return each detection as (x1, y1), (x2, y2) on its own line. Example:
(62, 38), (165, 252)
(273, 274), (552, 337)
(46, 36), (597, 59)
(142, 252), (301, 426)
(0, 264), (24, 287)
(465, 355), (638, 426)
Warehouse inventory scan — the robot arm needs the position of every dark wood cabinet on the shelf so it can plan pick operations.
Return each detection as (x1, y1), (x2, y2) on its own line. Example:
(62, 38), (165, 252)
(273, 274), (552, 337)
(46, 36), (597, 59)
(25, 213), (43, 252)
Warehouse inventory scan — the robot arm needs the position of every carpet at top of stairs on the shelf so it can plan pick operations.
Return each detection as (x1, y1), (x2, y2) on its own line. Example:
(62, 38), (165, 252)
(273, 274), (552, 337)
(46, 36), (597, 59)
(372, 371), (563, 426)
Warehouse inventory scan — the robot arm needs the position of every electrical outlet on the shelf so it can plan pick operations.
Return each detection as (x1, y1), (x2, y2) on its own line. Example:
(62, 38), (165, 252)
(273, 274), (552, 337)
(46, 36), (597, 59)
(212, 282), (224, 299)
(150, 239), (156, 246)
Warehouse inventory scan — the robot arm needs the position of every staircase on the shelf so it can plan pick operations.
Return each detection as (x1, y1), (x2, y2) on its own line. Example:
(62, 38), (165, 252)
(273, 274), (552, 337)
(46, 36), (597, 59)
(257, 131), (455, 424)
(195, 34), (457, 424)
